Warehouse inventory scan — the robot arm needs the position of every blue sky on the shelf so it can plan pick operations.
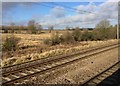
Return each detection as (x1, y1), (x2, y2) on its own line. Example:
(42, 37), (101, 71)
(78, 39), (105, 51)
(2, 1), (118, 29)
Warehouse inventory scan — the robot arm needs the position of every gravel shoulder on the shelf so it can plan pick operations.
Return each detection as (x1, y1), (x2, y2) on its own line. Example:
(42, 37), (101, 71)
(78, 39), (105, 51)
(25, 47), (118, 84)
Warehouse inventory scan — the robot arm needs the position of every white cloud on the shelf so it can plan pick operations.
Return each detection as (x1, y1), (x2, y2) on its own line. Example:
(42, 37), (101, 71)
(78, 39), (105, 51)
(2, 1), (118, 28)
(39, 1), (118, 29)
(38, 6), (66, 27)
(75, 2), (97, 13)
(51, 6), (65, 18)
(107, 0), (119, 2)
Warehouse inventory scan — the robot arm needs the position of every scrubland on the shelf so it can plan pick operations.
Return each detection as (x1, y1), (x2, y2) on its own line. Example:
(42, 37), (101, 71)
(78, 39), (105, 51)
(1, 32), (118, 67)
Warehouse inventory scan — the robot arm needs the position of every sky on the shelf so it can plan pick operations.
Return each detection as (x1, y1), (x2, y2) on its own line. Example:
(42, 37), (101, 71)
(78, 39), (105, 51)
(2, 0), (119, 29)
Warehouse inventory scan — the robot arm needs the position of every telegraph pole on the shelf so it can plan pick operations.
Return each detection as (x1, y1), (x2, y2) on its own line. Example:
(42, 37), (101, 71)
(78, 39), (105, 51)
(118, 2), (120, 68)
(117, 21), (119, 39)
(117, 2), (119, 39)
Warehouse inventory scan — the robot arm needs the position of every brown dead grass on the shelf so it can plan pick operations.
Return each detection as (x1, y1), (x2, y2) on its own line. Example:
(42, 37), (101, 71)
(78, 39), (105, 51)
(1, 33), (119, 67)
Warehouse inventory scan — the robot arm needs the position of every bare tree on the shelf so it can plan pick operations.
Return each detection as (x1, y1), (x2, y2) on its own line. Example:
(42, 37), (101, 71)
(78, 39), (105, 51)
(28, 20), (35, 26)
(48, 25), (54, 33)
(36, 23), (42, 33)
(96, 19), (110, 29)
(28, 20), (36, 34)
(10, 22), (15, 33)
(65, 26), (71, 30)
(95, 19), (111, 39)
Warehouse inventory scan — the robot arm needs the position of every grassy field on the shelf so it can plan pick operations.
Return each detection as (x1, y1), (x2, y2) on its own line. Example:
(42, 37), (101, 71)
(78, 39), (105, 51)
(1, 33), (118, 67)
(2, 33), (51, 47)
(2, 30), (72, 46)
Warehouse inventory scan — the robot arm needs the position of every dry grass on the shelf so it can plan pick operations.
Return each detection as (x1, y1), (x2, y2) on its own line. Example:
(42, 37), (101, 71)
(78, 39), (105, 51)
(2, 33), (51, 40)
(1, 39), (118, 67)
(2, 33), (51, 47)
(1, 33), (118, 67)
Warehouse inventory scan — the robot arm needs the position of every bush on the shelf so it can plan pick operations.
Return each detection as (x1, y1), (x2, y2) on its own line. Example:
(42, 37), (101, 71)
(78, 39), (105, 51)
(31, 29), (37, 34)
(4, 29), (8, 33)
(44, 27), (117, 46)
(81, 31), (94, 41)
(43, 32), (61, 46)
(72, 29), (81, 41)
(43, 31), (75, 45)
(51, 32), (61, 45)
(62, 31), (74, 44)
(95, 28), (110, 40)
(108, 27), (117, 39)
(2, 35), (21, 51)
(43, 38), (51, 45)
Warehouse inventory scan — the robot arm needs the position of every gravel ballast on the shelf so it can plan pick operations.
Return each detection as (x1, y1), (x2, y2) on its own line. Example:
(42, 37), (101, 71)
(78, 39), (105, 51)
(23, 46), (119, 84)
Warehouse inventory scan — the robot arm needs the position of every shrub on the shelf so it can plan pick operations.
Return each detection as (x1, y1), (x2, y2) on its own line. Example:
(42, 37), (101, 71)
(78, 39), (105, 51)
(108, 27), (117, 39)
(62, 31), (74, 44)
(43, 38), (51, 45)
(28, 20), (37, 34)
(72, 29), (81, 41)
(51, 32), (61, 45)
(31, 29), (37, 34)
(81, 31), (94, 41)
(92, 29), (101, 40)
(43, 32), (61, 46)
(4, 29), (8, 33)
(95, 28), (110, 40)
(43, 31), (75, 45)
(2, 35), (21, 51)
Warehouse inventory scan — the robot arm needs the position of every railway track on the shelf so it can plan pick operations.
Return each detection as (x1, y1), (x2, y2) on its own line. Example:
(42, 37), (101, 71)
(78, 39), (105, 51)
(2, 43), (120, 85)
(81, 61), (120, 86)
(2, 43), (119, 73)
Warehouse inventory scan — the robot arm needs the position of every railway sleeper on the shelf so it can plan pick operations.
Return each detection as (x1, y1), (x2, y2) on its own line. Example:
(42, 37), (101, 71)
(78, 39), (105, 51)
(90, 79), (101, 84)
(37, 66), (46, 70)
(2, 77), (8, 83)
(11, 74), (20, 78)
(28, 68), (38, 72)
(19, 72), (27, 76)
(23, 70), (32, 74)
(101, 73), (110, 78)
(2, 77), (11, 81)
(45, 65), (52, 68)
(31, 68), (40, 72)
(97, 76), (108, 81)
(7, 75), (17, 80)
(87, 82), (97, 86)
(14, 73), (23, 77)
(104, 71), (113, 75)
(33, 68), (41, 72)
(26, 70), (34, 73)
(108, 69), (116, 73)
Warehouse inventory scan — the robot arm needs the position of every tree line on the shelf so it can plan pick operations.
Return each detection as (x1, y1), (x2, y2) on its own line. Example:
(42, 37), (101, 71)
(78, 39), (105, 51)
(1, 20), (54, 34)
(43, 19), (119, 45)
(2, 19), (119, 53)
